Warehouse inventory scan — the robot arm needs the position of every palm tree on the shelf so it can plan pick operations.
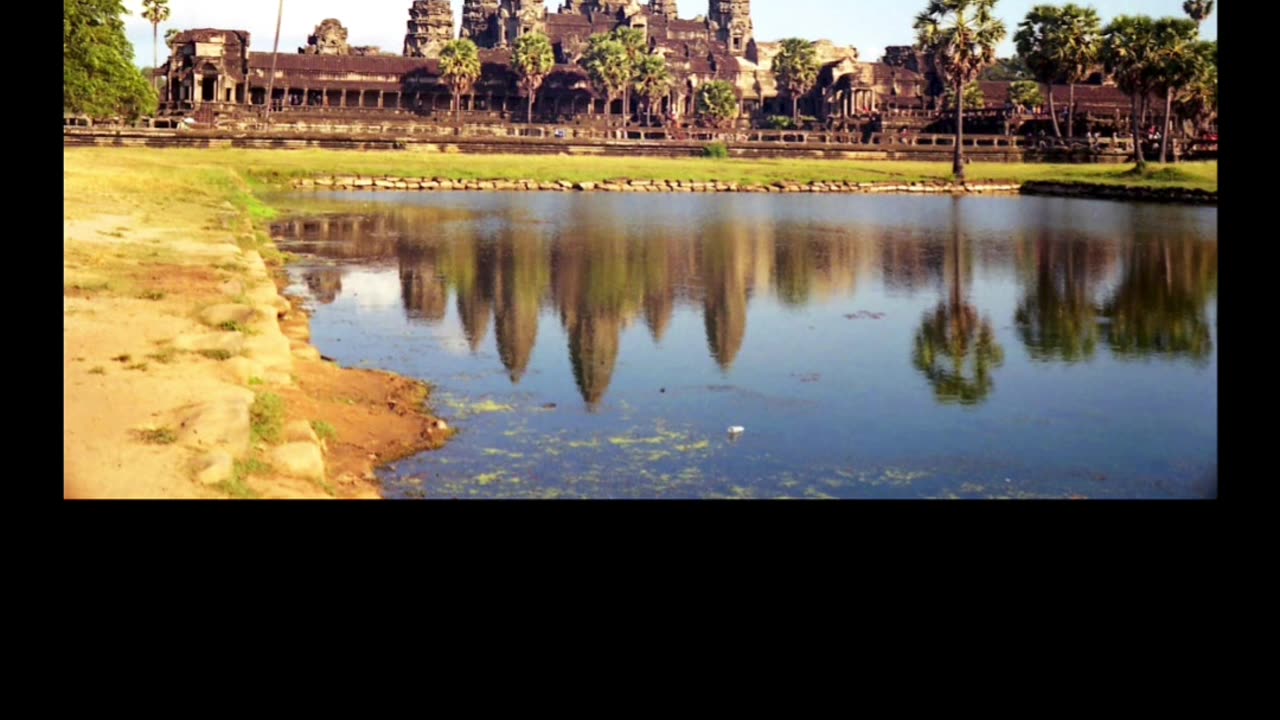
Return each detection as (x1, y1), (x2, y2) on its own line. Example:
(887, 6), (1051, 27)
(634, 54), (673, 127)
(1101, 16), (1162, 170)
(1056, 4), (1102, 138)
(1015, 5), (1067, 137)
(772, 38), (819, 125)
(265, 0), (283, 120)
(611, 27), (647, 126)
(513, 32), (555, 124)
(1183, 1), (1215, 25)
(440, 39), (483, 123)
(1014, 5), (1098, 139)
(1174, 41), (1217, 137)
(141, 0), (170, 90)
(581, 35), (630, 125)
(915, 0), (1007, 183)
(912, 201), (1005, 405)
(140, 0), (169, 88)
(1151, 20), (1204, 162)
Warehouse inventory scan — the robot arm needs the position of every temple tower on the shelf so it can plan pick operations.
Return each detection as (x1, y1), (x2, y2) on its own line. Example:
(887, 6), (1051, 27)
(461, 0), (502, 47)
(404, 1), (454, 58)
(499, 1), (548, 48)
(650, 0), (679, 20)
(708, 0), (753, 56)
(583, 1), (641, 15)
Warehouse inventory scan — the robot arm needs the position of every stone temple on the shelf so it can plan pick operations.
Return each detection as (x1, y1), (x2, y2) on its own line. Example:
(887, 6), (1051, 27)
(157, 1), (1129, 129)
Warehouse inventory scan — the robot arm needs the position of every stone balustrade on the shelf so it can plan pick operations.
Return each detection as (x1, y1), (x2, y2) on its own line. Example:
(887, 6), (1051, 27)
(289, 176), (1217, 204)
(292, 176), (1026, 195)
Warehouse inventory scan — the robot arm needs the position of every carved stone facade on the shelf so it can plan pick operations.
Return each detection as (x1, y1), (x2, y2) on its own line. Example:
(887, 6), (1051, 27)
(883, 45), (944, 98)
(461, 0), (503, 47)
(160, 3), (948, 128)
(708, 0), (753, 57)
(650, 0), (679, 20)
(404, 0), (454, 58)
(303, 19), (350, 55)
(500, 1), (549, 48)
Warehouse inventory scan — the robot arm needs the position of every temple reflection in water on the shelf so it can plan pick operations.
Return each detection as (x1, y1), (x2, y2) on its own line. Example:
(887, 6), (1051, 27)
(274, 200), (1215, 408)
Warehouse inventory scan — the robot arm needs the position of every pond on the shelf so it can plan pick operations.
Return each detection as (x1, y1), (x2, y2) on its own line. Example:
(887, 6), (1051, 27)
(272, 192), (1217, 499)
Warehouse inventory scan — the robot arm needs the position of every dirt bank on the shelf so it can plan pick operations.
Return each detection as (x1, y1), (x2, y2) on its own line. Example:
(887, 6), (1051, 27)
(63, 149), (451, 499)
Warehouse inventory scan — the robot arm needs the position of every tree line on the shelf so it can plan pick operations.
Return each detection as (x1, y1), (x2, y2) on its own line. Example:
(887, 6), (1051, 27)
(913, 0), (1216, 179)
(67, 0), (1218, 176)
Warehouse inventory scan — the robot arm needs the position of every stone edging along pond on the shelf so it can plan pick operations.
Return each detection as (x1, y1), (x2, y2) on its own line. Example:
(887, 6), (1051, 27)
(290, 176), (1217, 204)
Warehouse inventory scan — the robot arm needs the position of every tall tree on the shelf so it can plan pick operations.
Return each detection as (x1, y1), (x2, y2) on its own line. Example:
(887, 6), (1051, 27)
(1055, 4), (1102, 138)
(1014, 4), (1099, 139)
(1015, 5), (1066, 137)
(264, 0), (283, 119)
(141, 0), (169, 84)
(64, 0), (157, 120)
(915, 0), (1007, 183)
(611, 27), (647, 126)
(1101, 15), (1163, 170)
(440, 39), (483, 122)
(581, 35), (630, 125)
(634, 54), (674, 127)
(1183, 1), (1215, 25)
(772, 38), (819, 124)
(697, 80), (740, 128)
(912, 202), (1005, 405)
(1150, 19), (1204, 162)
(513, 32), (555, 124)
(1174, 41), (1217, 136)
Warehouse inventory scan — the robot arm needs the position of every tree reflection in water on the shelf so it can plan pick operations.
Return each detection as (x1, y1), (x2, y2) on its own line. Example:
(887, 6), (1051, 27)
(911, 200), (1005, 405)
(1101, 234), (1216, 364)
(272, 196), (1215, 410)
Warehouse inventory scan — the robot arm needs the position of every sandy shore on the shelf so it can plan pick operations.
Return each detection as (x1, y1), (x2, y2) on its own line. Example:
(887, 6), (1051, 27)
(63, 150), (451, 499)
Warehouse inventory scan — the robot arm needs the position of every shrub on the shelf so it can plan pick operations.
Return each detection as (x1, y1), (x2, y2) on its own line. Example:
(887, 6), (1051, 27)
(703, 142), (730, 159)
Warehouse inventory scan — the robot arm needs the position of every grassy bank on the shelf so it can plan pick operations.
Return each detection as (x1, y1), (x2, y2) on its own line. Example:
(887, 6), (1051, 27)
(65, 147), (1216, 193)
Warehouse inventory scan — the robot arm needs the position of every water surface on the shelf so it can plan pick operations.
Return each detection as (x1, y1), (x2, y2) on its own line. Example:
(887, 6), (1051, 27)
(273, 192), (1217, 499)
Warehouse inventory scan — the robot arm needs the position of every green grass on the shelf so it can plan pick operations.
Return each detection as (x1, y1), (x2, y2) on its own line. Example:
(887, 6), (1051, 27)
(219, 320), (250, 334)
(147, 348), (178, 364)
(703, 142), (730, 159)
(65, 148), (1217, 195)
(67, 280), (111, 293)
(198, 349), (234, 361)
(250, 393), (285, 445)
(311, 420), (338, 442)
(219, 457), (271, 499)
(134, 427), (177, 445)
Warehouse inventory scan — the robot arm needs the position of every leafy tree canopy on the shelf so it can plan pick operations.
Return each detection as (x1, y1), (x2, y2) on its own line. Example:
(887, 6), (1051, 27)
(64, 0), (157, 119)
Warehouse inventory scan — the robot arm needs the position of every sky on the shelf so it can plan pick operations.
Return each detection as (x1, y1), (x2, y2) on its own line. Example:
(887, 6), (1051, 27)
(123, 0), (1218, 68)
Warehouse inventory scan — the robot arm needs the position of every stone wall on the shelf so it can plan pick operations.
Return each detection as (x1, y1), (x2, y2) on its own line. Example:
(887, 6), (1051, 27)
(293, 175), (1024, 195)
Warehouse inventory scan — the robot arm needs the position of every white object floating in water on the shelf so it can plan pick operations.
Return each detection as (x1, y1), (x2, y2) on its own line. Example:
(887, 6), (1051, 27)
(727, 426), (745, 436)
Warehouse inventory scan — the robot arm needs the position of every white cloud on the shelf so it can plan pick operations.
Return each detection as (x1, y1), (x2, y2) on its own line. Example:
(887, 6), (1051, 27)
(339, 268), (403, 310)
